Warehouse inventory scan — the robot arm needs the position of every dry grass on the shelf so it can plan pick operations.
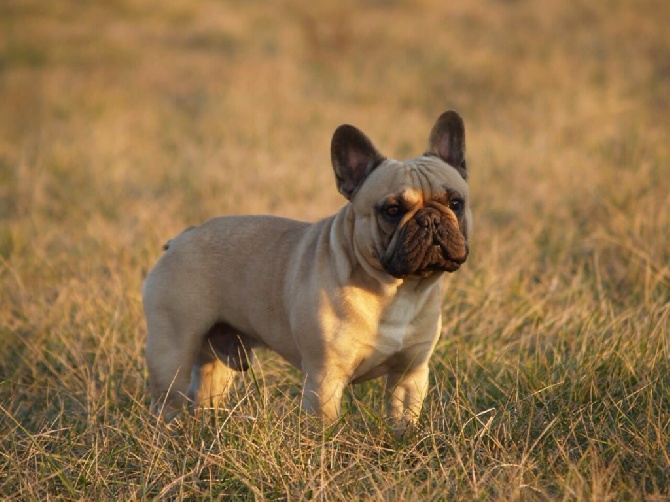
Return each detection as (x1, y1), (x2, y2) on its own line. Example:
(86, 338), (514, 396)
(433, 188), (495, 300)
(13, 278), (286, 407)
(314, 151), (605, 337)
(1, 0), (669, 499)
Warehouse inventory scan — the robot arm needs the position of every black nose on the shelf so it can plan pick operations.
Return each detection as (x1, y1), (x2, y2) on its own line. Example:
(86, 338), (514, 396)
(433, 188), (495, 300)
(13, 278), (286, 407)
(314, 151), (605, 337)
(417, 209), (441, 230)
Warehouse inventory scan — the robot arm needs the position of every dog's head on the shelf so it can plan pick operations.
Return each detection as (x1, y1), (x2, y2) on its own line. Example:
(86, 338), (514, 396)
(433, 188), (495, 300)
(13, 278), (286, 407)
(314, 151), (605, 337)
(331, 110), (471, 279)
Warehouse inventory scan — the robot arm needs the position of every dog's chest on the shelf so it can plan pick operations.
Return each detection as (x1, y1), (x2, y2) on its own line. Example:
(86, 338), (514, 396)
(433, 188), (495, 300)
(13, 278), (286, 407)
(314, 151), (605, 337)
(376, 300), (418, 353)
(350, 286), (437, 382)
(375, 286), (435, 353)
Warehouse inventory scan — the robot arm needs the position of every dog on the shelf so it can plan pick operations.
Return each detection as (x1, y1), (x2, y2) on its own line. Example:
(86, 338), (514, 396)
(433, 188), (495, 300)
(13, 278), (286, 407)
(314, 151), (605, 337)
(142, 110), (471, 433)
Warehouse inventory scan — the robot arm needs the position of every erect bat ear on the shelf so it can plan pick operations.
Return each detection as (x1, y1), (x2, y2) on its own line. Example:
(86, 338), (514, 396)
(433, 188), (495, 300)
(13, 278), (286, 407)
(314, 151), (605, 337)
(427, 110), (467, 180)
(331, 124), (385, 200)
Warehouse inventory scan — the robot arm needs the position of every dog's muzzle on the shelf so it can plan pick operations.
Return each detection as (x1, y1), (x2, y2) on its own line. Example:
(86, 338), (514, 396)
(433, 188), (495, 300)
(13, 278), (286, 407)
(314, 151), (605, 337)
(381, 207), (468, 279)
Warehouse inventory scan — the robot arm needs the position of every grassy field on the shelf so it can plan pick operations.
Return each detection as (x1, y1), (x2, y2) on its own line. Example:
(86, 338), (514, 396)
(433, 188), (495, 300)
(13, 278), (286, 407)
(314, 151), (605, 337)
(1, 0), (668, 499)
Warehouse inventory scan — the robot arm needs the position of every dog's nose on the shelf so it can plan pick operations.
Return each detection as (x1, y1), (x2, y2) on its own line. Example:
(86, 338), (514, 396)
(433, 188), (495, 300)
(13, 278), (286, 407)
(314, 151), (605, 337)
(417, 209), (441, 230)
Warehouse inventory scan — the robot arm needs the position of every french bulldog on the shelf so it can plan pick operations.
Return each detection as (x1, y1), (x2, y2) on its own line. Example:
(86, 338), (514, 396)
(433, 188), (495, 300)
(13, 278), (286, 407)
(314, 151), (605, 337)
(142, 110), (471, 433)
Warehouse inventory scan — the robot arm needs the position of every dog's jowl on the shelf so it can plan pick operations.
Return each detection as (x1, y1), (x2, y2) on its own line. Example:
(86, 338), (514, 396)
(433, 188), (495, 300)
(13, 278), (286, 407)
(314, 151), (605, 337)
(142, 110), (472, 434)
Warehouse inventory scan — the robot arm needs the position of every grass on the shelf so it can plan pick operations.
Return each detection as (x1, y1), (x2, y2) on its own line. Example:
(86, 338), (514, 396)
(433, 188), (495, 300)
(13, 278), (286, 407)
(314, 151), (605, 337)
(1, 0), (669, 499)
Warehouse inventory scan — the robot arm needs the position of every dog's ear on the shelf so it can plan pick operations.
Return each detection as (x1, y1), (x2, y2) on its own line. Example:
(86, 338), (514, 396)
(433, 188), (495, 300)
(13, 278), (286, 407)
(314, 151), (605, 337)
(331, 125), (385, 200)
(427, 110), (467, 179)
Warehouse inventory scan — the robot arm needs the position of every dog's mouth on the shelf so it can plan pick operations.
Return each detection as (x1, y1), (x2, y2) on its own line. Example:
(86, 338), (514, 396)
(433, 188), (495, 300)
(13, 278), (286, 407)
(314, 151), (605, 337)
(383, 247), (467, 279)
(380, 210), (468, 279)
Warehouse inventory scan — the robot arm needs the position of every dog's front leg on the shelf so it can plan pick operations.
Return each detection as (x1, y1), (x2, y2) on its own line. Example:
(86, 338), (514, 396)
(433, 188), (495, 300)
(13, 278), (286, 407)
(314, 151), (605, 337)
(386, 363), (430, 436)
(301, 368), (347, 424)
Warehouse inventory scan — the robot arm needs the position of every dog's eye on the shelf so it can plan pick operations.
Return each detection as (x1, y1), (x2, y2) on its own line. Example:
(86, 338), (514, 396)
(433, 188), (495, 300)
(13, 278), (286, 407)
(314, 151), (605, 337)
(382, 204), (403, 219)
(449, 199), (464, 213)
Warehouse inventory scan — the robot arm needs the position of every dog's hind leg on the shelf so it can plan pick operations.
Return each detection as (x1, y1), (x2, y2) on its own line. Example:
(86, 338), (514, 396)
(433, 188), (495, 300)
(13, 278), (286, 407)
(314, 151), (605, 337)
(188, 322), (253, 410)
(188, 350), (237, 410)
(145, 311), (204, 420)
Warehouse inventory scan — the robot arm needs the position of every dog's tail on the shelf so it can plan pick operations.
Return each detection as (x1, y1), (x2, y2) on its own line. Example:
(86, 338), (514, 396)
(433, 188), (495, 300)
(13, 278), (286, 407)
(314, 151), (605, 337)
(162, 225), (197, 251)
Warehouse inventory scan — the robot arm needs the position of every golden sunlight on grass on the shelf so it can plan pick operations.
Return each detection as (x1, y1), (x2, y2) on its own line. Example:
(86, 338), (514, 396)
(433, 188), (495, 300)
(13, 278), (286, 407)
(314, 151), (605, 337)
(1, 0), (668, 499)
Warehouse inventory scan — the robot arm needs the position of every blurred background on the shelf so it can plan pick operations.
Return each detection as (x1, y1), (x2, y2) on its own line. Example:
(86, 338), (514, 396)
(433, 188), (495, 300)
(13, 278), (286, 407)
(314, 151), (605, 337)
(1, 1), (669, 498)
(1, 0), (668, 375)
(2, 0), (667, 231)
(2, 0), (669, 399)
